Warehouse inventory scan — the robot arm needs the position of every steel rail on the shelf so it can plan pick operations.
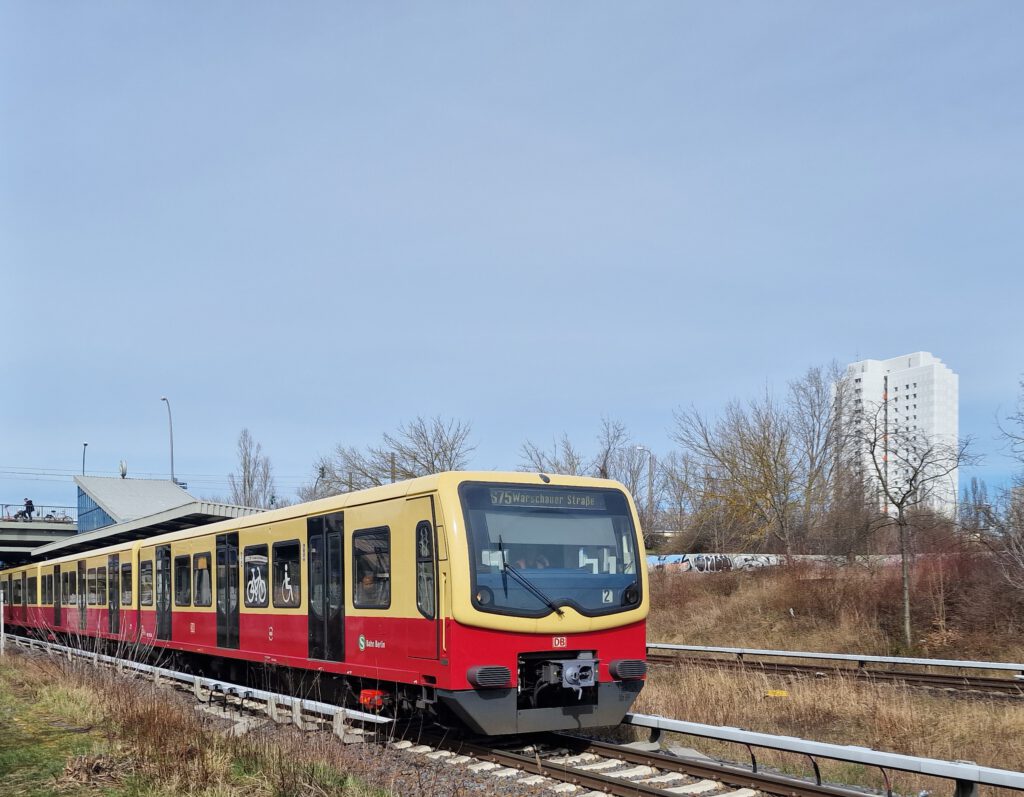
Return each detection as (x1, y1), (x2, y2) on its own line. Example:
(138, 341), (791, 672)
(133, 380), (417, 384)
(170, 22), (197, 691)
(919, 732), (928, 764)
(648, 643), (1024, 677)
(552, 735), (881, 797)
(647, 653), (1024, 696)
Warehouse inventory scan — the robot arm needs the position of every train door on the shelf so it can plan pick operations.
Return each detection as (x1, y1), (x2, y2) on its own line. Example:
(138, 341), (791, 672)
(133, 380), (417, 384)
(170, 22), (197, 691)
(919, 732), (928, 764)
(20, 571), (27, 624)
(53, 565), (61, 626)
(78, 561), (87, 632)
(216, 533), (239, 649)
(407, 496), (439, 660)
(108, 554), (120, 635)
(155, 545), (172, 640)
(307, 512), (344, 661)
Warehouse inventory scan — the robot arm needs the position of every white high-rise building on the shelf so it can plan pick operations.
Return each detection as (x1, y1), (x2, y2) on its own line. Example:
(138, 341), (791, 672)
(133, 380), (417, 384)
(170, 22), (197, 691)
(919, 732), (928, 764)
(844, 352), (959, 514)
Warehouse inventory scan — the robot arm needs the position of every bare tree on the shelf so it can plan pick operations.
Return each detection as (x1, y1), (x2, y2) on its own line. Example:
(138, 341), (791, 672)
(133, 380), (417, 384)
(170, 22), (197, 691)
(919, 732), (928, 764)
(673, 392), (800, 555)
(659, 451), (723, 550)
(520, 434), (588, 476)
(594, 418), (630, 479)
(847, 400), (972, 648)
(228, 429), (281, 509)
(990, 379), (1024, 589)
(993, 488), (1024, 591)
(788, 364), (844, 542)
(811, 451), (882, 557)
(959, 477), (993, 533)
(299, 415), (475, 500)
(999, 379), (1024, 460)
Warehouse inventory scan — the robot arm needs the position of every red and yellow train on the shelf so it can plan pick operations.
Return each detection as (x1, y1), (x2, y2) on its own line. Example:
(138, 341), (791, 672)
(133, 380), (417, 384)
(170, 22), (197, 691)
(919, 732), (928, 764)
(1, 472), (648, 734)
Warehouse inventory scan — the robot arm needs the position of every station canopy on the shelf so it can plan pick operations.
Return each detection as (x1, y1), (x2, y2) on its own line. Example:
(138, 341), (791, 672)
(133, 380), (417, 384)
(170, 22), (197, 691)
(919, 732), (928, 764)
(30, 476), (264, 560)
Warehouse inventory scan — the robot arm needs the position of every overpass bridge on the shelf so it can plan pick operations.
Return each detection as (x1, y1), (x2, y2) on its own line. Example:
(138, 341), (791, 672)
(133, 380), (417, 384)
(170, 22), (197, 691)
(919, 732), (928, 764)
(0, 504), (77, 565)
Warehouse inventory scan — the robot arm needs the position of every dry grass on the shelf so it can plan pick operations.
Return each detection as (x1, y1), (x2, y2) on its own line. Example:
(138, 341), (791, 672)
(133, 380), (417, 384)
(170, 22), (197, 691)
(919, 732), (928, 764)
(647, 560), (1024, 660)
(1, 652), (469, 796)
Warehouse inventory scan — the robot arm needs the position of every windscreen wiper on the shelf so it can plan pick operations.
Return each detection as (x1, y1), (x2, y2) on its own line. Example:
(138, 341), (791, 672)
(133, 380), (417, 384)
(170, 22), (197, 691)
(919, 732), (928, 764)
(502, 562), (565, 617)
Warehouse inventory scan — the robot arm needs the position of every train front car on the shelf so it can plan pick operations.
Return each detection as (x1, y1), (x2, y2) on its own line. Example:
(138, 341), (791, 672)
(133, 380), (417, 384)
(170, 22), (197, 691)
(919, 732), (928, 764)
(439, 475), (649, 735)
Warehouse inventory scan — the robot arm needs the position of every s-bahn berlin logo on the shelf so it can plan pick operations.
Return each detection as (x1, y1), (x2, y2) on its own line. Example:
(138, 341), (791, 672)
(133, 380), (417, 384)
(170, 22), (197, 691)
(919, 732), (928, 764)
(358, 634), (385, 651)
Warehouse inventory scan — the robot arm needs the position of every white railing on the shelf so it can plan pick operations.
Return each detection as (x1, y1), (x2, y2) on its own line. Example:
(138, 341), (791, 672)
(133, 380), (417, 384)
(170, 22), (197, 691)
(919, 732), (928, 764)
(626, 712), (1024, 796)
(647, 643), (1024, 678)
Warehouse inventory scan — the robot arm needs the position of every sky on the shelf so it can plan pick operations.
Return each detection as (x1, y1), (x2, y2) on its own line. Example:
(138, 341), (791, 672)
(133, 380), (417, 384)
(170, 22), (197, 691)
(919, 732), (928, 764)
(2, 2), (1022, 508)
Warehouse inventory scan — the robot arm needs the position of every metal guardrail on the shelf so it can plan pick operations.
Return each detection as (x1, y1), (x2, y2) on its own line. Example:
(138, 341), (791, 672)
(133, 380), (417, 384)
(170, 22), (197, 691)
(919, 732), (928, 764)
(625, 712), (1024, 795)
(648, 643), (1024, 678)
(0, 504), (77, 523)
(0, 632), (390, 726)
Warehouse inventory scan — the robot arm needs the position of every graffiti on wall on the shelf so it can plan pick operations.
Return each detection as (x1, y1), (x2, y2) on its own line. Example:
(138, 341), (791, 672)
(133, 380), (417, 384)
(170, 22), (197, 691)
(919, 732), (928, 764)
(647, 553), (780, 573)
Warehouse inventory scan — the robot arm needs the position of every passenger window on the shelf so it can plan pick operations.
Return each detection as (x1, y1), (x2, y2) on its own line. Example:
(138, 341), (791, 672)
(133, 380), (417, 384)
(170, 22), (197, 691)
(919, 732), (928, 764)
(87, 569), (97, 605)
(13, 577), (21, 605)
(353, 528), (390, 609)
(193, 553), (212, 607)
(121, 563), (132, 605)
(243, 545), (269, 607)
(27, 577), (37, 604)
(416, 521), (435, 619)
(174, 554), (191, 606)
(67, 572), (77, 605)
(272, 540), (301, 608)
(140, 561), (154, 606)
(96, 567), (106, 606)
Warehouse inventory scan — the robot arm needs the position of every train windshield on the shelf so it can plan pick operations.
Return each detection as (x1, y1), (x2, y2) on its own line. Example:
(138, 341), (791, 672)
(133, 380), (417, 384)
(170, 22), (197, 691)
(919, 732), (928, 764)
(460, 483), (641, 617)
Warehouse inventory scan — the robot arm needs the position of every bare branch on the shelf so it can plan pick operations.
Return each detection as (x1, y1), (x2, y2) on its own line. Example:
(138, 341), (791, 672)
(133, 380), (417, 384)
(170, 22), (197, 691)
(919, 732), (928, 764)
(227, 429), (282, 509)
(299, 415), (475, 500)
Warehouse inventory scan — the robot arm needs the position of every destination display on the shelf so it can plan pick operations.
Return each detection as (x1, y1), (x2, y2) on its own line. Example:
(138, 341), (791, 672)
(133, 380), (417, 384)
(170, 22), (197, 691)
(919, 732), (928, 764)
(487, 487), (607, 511)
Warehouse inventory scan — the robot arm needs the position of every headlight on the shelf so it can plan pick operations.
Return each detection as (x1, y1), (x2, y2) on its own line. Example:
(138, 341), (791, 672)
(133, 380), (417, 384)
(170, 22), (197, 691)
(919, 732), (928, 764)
(467, 665), (511, 688)
(622, 583), (640, 605)
(610, 659), (647, 679)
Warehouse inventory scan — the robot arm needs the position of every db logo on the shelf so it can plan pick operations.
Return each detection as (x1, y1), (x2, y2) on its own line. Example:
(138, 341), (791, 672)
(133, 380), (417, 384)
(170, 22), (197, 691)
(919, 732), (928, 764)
(552, 636), (567, 648)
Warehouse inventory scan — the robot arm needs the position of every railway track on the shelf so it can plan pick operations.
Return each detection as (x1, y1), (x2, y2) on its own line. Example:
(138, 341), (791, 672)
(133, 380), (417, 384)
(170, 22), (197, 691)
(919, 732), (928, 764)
(646, 653), (1024, 697)
(408, 732), (876, 797)
(7, 632), (1024, 797)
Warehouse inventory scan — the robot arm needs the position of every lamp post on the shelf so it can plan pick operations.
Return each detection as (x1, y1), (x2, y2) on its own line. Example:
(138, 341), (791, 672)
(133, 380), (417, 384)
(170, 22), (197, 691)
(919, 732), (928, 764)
(82, 442), (88, 476)
(160, 397), (175, 484)
(636, 445), (656, 536)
